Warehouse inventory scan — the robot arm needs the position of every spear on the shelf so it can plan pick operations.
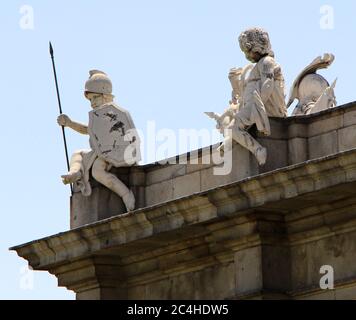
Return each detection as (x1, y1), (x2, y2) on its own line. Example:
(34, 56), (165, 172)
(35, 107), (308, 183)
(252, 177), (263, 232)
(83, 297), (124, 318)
(49, 42), (73, 195)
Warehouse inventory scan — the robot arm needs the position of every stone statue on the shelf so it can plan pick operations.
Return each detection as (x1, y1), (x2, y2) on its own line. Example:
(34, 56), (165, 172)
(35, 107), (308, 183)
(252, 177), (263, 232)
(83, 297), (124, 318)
(287, 53), (337, 115)
(206, 27), (287, 165)
(57, 70), (141, 212)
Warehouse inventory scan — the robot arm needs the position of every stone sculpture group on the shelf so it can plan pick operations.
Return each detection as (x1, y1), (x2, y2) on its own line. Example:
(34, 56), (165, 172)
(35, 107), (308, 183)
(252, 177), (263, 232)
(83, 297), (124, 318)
(206, 27), (336, 166)
(57, 27), (337, 213)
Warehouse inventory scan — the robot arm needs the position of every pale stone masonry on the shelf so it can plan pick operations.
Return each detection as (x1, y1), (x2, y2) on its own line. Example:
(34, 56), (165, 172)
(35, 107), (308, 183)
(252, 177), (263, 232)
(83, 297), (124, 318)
(11, 102), (356, 299)
(71, 101), (356, 228)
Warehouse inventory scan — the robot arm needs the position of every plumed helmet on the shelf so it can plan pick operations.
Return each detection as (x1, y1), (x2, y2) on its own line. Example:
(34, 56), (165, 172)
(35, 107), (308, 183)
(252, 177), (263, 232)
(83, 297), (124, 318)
(85, 70), (112, 95)
(298, 73), (329, 104)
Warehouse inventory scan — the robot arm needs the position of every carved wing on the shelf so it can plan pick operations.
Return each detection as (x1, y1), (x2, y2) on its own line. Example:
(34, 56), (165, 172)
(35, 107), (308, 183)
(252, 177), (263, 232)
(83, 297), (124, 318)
(287, 53), (335, 108)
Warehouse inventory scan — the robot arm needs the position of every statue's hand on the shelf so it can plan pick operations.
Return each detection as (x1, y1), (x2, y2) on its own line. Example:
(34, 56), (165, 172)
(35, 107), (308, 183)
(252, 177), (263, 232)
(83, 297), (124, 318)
(57, 114), (72, 127)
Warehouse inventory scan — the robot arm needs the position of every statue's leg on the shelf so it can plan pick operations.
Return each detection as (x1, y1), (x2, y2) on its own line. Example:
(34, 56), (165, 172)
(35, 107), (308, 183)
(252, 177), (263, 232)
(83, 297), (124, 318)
(61, 151), (83, 184)
(92, 157), (135, 211)
(229, 118), (267, 165)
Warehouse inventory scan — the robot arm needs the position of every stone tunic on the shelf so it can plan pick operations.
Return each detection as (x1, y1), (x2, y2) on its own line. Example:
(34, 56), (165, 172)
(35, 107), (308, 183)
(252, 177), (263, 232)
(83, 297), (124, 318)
(236, 56), (287, 135)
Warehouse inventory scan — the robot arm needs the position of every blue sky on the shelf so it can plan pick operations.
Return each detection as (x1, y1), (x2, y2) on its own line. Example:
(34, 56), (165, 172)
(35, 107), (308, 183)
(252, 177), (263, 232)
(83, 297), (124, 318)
(0, 0), (354, 299)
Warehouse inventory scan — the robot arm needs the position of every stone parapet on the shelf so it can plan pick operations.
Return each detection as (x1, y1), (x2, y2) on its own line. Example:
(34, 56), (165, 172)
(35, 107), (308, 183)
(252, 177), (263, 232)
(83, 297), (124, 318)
(71, 102), (356, 228)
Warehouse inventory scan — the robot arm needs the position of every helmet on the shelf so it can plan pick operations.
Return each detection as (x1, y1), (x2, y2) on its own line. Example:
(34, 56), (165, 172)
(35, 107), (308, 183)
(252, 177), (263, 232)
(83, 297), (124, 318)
(85, 70), (112, 95)
(298, 74), (329, 105)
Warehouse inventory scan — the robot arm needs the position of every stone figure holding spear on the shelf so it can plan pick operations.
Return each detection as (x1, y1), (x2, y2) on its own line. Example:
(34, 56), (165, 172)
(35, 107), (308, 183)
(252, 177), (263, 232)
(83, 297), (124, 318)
(51, 44), (140, 212)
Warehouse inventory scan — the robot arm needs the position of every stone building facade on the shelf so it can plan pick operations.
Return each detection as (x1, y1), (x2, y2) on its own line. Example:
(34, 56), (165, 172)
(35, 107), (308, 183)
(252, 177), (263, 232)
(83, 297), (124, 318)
(11, 102), (356, 299)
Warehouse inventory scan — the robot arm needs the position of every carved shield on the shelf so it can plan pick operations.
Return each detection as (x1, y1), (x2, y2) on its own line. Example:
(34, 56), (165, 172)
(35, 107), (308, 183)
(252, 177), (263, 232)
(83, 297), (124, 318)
(88, 103), (141, 167)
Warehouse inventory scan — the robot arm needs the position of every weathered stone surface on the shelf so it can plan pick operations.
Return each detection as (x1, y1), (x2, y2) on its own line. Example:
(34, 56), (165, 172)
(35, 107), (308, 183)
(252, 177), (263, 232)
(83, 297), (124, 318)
(288, 122), (309, 139)
(71, 186), (126, 228)
(259, 138), (288, 173)
(338, 125), (356, 152)
(146, 164), (186, 186)
(335, 286), (356, 300)
(343, 108), (356, 127)
(308, 130), (338, 159)
(145, 179), (174, 206)
(193, 263), (236, 300)
(235, 246), (263, 295)
(200, 144), (257, 192)
(268, 118), (288, 140)
(11, 148), (356, 300)
(288, 138), (308, 164)
(308, 114), (343, 137)
(173, 171), (201, 198)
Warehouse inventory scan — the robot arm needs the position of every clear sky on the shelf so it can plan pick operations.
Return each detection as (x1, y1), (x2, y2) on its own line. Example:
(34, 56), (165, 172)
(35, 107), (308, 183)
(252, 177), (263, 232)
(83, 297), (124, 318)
(0, 0), (355, 300)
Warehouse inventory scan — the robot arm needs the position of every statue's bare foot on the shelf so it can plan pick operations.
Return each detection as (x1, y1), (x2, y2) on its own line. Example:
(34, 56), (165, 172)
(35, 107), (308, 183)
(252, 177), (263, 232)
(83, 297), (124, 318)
(255, 147), (267, 166)
(61, 171), (82, 185)
(123, 190), (135, 212)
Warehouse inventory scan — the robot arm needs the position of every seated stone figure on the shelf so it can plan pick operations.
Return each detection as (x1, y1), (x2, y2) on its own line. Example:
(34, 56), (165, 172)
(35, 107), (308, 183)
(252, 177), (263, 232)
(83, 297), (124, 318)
(57, 70), (140, 212)
(207, 27), (287, 165)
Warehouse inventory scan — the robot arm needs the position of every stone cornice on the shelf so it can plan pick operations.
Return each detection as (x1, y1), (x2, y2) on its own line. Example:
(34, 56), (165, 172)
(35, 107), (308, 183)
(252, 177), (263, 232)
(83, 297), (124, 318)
(10, 148), (356, 273)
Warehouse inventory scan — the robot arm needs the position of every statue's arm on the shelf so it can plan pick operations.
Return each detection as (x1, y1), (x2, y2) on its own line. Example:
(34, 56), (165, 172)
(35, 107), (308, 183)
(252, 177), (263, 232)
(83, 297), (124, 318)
(228, 67), (243, 104)
(68, 120), (88, 135)
(259, 57), (276, 103)
(57, 114), (88, 135)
